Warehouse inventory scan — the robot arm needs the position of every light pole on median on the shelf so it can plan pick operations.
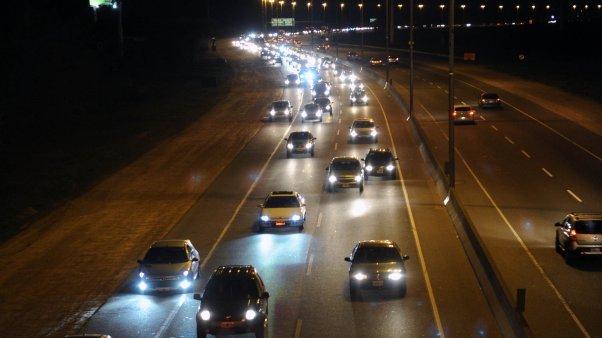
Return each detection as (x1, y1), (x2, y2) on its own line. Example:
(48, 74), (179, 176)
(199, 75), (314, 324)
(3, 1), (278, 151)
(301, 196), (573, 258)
(337, 2), (345, 58)
(448, 0), (456, 189)
(358, 2), (364, 57)
(385, 0), (391, 84)
(409, 0), (414, 119)
(308, 2), (314, 48)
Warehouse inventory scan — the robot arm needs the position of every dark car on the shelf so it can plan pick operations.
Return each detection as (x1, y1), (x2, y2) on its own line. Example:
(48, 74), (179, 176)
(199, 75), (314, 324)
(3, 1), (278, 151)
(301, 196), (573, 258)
(326, 157), (364, 193)
(285, 131), (316, 157)
(349, 88), (368, 105)
(369, 57), (384, 67)
(387, 55), (400, 64)
(347, 51), (360, 61)
(479, 92), (502, 108)
(314, 97), (333, 116)
(285, 73), (300, 87)
(555, 212), (602, 263)
(195, 266), (269, 338)
(311, 81), (331, 98)
(362, 148), (397, 180)
(345, 240), (409, 300)
(300, 103), (323, 123)
(268, 100), (293, 122)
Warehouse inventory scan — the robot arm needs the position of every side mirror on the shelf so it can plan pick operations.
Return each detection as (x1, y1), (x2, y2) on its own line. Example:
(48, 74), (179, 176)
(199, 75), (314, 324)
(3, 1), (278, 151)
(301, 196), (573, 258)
(402, 254), (410, 261)
(193, 293), (202, 301)
(344, 257), (351, 262)
(191, 257), (199, 262)
(261, 291), (270, 299)
(554, 222), (562, 227)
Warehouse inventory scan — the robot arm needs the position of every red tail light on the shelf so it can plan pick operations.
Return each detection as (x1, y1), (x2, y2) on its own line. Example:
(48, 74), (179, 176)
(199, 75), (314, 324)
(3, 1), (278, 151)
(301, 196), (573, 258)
(452, 112), (457, 116)
(469, 111), (475, 115)
(569, 229), (578, 239)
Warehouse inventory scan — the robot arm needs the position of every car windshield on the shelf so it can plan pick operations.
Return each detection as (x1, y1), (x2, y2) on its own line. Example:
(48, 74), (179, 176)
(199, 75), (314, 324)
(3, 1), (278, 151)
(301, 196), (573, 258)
(315, 98), (330, 105)
(289, 132), (310, 140)
(483, 93), (498, 99)
(273, 101), (289, 109)
(304, 103), (319, 112)
(265, 196), (300, 208)
(203, 276), (259, 300)
(574, 220), (602, 234)
(367, 152), (392, 162)
(287, 74), (298, 80)
(332, 160), (360, 171)
(455, 106), (471, 111)
(353, 121), (374, 128)
(143, 247), (189, 264)
(354, 246), (401, 263)
(352, 90), (365, 96)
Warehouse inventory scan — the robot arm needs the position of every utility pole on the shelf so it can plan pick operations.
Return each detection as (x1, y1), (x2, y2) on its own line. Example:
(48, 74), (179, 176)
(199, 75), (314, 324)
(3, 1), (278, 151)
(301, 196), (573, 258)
(409, 0), (414, 118)
(385, 0), (390, 83)
(448, 0), (456, 188)
(359, 3), (364, 57)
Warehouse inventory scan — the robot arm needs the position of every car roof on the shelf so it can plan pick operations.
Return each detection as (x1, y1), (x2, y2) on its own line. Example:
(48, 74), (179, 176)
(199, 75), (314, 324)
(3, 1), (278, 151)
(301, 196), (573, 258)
(568, 212), (602, 221)
(212, 265), (257, 278)
(332, 156), (359, 163)
(269, 191), (298, 197)
(150, 239), (189, 248)
(368, 147), (392, 154)
(357, 240), (398, 248)
(353, 118), (374, 123)
(289, 131), (311, 137)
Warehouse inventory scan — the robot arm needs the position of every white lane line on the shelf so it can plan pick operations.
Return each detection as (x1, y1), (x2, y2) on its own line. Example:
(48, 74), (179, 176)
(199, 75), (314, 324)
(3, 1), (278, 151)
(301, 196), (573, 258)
(338, 118), (342, 124)
(491, 125), (498, 131)
(457, 78), (601, 162)
(504, 136), (515, 145)
(294, 319), (302, 338)
(542, 167), (554, 178)
(480, 115), (486, 121)
(419, 103), (437, 123)
(153, 91), (304, 338)
(306, 254), (315, 276)
(367, 85), (446, 338)
(337, 129), (340, 135)
(444, 90), (449, 94)
(436, 85), (441, 89)
(429, 81), (434, 85)
(334, 142), (338, 150)
(566, 190), (583, 203)
(316, 212), (323, 228)
(521, 150), (532, 159)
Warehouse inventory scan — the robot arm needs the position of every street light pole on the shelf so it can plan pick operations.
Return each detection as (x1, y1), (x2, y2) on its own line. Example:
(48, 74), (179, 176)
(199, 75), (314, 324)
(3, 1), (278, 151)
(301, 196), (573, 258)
(385, 0), (390, 83)
(358, 3), (364, 57)
(409, 0), (414, 118)
(448, 0), (456, 188)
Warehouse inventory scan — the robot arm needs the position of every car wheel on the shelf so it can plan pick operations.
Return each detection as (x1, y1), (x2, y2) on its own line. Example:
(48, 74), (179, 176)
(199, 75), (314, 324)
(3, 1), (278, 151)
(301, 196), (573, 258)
(398, 283), (407, 298)
(349, 284), (359, 301)
(254, 323), (266, 338)
(197, 327), (207, 338)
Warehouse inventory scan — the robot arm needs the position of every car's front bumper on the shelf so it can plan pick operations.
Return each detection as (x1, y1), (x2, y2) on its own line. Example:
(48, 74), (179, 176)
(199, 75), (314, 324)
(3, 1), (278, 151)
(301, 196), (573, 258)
(137, 277), (192, 291)
(259, 219), (304, 229)
(350, 277), (405, 290)
(198, 318), (264, 335)
(330, 180), (361, 188)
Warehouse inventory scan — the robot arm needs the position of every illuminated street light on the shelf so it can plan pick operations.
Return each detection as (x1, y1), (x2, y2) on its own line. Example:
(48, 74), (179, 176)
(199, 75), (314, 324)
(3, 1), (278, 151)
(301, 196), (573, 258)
(531, 4), (535, 10)
(545, 4), (550, 9)
(460, 4), (466, 9)
(440, 4), (445, 9)
(584, 4), (589, 9)
(480, 4), (486, 10)
(418, 4), (424, 9)
(515, 4), (520, 10)
(377, 3), (382, 8)
(498, 5), (504, 10)
(572, 4), (577, 10)
(397, 4), (403, 9)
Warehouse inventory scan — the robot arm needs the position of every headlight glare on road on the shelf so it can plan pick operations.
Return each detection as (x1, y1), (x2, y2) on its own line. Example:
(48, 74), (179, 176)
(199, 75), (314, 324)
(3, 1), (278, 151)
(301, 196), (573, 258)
(200, 310), (211, 321)
(388, 272), (403, 281)
(305, 142), (312, 149)
(138, 281), (148, 291)
(354, 175), (362, 182)
(179, 279), (191, 289)
(386, 164), (395, 171)
(287, 143), (294, 150)
(351, 97), (357, 102)
(260, 215), (269, 222)
(245, 309), (257, 320)
(292, 214), (301, 221)
(353, 272), (368, 281)
(365, 165), (373, 172)
(328, 175), (337, 183)
(139, 272), (145, 278)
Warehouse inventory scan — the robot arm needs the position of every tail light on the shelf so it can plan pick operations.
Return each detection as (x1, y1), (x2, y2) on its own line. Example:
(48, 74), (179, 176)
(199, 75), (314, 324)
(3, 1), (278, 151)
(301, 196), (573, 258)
(452, 112), (457, 116)
(469, 111), (475, 115)
(569, 229), (578, 239)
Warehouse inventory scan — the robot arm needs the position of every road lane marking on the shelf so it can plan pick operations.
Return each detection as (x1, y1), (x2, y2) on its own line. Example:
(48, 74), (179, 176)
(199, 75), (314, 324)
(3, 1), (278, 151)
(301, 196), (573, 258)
(491, 125), (498, 131)
(294, 319), (302, 338)
(306, 254), (314, 276)
(480, 115), (486, 121)
(444, 89), (449, 94)
(566, 190), (583, 203)
(504, 136), (515, 145)
(316, 212), (323, 228)
(429, 82), (434, 85)
(542, 168), (554, 178)
(334, 142), (338, 150)
(153, 295), (186, 338)
(521, 150), (531, 159)
(367, 84), (445, 338)
(419, 103), (437, 122)
(456, 78), (601, 162)
(338, 118), (342, 124)
(337, 129), (340, 135)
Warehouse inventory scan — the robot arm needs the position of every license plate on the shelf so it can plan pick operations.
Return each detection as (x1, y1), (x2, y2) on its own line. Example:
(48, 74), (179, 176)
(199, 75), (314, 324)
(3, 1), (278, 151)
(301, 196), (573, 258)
(592, 248), (601, 252)
(219, 322), (235, 329)
(377, 168), (384, 174)
(275, 221), (285, 227)
(341, 183), (353, 188)
(372, 280), (384, 287)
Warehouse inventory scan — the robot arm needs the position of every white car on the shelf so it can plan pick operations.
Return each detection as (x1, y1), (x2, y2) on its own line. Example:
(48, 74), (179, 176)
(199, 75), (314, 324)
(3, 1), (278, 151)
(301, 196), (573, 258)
(349, 118), (379, 143)
(257, 191), (306, 232)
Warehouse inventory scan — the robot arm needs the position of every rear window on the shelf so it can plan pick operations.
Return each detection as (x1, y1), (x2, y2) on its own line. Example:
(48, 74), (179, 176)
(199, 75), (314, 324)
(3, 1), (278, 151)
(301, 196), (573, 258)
(287, 74), (298, 80)
(265, 196), (300, 208)
(455, 106), (471, 111)
(354, 246), (401, 263)
(332, 160), (360, 170)
(353, 120), (374, 128)
(575, 220), (602, 234)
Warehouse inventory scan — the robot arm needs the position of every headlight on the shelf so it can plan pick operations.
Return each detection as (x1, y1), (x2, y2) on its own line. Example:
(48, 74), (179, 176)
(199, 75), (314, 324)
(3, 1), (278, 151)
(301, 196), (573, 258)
(301, 111), (307, 118)
(260, 215), (269, 222)
(365, 165), (373, 172)
(354, 175), (362, 182)
(388, 272), (403, 281)
(324, 90), (330, 96)
(353, 272), (368, 281)
(316, 109), (322, 116)
(350, 130), (357, 137)
(340, 74), (347, 81)
(328, 175), (337, 183)
(371, 130), (378, 137)
(351, 97), (356, 102)
(285, 79), (290, 85)
(139, 272), (145, 278)
(292, 214), (301, 221)
(284, 108), (290, 115)
(287, 143), (293, 149)
(200, 310), (211, 321)
(179, 279), (191, 289)
(138, 281), (148, 291)
(311, 90), (316, 96)
(182, 270), (189, 277)
(305, 142), (312, 149)
(326, 105), (331, 110)
(386, 164), (395, 171)
(295, 79), (300, 84)
(362, 96), (368, 102)
(245, 309), (257, 320)
(270, 109), (276, 116)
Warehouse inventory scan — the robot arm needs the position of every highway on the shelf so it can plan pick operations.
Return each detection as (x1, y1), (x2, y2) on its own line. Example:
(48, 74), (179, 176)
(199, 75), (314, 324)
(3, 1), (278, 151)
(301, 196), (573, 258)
(326, 45), (602, 337)
(83, 43), (502, 337)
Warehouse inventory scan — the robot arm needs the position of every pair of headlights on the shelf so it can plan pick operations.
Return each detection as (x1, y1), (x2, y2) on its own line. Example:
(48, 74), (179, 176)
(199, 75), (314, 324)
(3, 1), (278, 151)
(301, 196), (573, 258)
(353, 271), (403, 281)
(287, 142), (312, 149)
(365, 164), (395, 172)
(328, 175), (362, 183)
(200, 309), (257, 321)
(260, 215), (301, 222)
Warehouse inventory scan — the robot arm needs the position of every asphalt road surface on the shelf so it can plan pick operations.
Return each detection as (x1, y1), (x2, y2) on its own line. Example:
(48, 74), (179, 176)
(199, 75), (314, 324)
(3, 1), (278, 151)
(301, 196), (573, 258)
(83, 45), (502, 337)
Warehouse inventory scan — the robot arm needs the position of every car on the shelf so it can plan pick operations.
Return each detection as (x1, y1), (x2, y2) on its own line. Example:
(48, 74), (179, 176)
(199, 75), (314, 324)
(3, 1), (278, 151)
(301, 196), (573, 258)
(314, 97), (333, 116)
(284, 73), (301, 86)
(369, 57), (384, 66)
(136, 239), (200, 292)
(321, 58), (333, 70)
(349, 118), (379, 143)
(350, 88), (368, 105)
(311, 81), (331, 98)
(256, 191), (306, 232)
(479, 92), (502, 108)
(325, 157), (364, 193)
(362, 148), (397, 180)
(267, 100), (293, 122)
(300, 103), (323, 123)
(452, 105), (476, 124)
(555, 212), (602, 263)
(345, 240), (410, 300)
(285, 131), (316, 157)
(349, 81), (365, 91)
(387, 55), (400, 64)
(347, 51), (360, 61)
(339, 69), (353, 82)
(194, 265), (269, 338)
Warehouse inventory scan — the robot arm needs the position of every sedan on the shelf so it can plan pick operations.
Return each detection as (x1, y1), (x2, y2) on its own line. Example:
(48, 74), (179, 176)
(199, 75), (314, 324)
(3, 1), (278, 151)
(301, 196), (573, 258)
(452, 105), (476, 124)
(257, 191), (306, 232)
(479, 92), (502, 108)
(285, 131), (316, 157)
(349, 118), (379, 143)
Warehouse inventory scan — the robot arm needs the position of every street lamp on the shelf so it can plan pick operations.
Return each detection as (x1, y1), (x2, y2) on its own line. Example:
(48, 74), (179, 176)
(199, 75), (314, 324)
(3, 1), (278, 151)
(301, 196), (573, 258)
(322, 2), (327, 21)
(358, 3), (364, 56)
(279, 0), (285, 21)
(292, 1), (297, 17)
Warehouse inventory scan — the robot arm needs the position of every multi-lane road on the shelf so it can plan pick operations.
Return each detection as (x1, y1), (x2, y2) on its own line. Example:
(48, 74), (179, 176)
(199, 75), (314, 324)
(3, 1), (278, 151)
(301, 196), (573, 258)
(83, 43), (504, 337)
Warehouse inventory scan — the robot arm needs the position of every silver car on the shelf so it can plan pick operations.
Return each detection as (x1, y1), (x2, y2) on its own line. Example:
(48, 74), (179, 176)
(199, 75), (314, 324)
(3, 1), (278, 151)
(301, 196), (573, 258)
(555, 212), (602, 263)
(136, 239), (200, 292)
(268, 100), (293, 122)
(349, 118), (378, 143)
(326, 157), (364, 193)
(345, 240), (409, 300)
